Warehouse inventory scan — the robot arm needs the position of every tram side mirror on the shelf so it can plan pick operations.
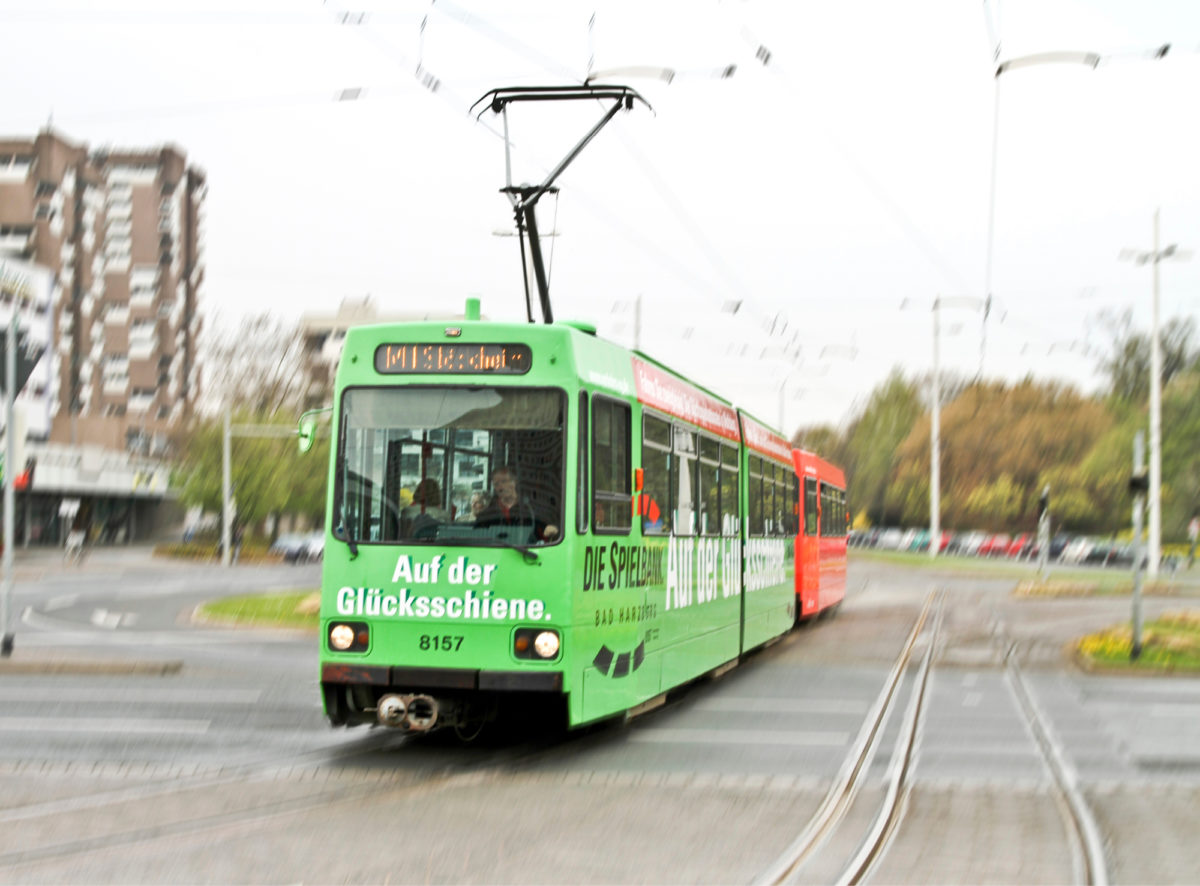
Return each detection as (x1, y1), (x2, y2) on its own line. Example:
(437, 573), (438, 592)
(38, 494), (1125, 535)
(297, 415), (317, 454)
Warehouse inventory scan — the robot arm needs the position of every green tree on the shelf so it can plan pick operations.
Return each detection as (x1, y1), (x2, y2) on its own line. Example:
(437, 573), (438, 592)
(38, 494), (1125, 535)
(1161, 370), (1200, 542)
(177, 410), (328, 536)
(840, 370), (923, 526)
(1095, 309), (1196, 405)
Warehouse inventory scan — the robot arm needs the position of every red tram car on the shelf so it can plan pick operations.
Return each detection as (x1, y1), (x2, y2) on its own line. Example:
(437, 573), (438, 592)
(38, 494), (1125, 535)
(793, 449), (848, 620)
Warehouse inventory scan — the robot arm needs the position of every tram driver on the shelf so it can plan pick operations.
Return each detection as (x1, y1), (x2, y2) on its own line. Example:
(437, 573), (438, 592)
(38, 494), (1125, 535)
(474, 465), (559, 542)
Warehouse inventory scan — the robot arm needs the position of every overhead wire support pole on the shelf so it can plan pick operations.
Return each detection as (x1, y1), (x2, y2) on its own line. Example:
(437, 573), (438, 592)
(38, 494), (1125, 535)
(986, 49), (1102, 379)
(1, 313), (14, 656)
(931, 298), (941, 560)
(1121, 209), (1188, 579)
(471, 84), (651, 324)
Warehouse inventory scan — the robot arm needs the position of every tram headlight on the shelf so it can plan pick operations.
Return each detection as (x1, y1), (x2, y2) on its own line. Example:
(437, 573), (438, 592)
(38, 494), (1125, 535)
(513, 627), (560, 661)
(329, 624), (355, 650)
(533, 630), (560, 659)
(328, 621), (369, 652)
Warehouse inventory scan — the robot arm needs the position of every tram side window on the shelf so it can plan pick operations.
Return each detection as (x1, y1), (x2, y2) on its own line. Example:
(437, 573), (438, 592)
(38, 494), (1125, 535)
(749, 456), (765, 536)
(787, 470), (800, 535)
(592, 397), (631, 532)
(720, 443), (739, 536)
(577, 392), (589, 534)
(672, 425), (697, 536)
(641, 414), (671, 535)
(821, 484), (835, 536)
(772, 462), (789, 536)
(698, 436), (720, 536)
(805, 477), (818, 536)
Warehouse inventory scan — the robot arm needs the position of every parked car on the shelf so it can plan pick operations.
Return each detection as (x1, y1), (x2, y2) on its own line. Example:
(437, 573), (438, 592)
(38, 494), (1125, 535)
(946, 530), (986, 557)
(978, 533), (1011, 557)
(270, 533), (312, 563)
(1060, 536), (1095, 564)
(877, 528), (904, 550)
(1006, 533), (1034, 559)
(302, 531), (324, 562)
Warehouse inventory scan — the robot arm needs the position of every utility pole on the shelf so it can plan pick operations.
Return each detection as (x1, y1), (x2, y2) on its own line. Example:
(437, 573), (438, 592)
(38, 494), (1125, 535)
(930, 299), (941, 559)
(1131, 430), (1147, 660)
(1, 314), (14, 656)
(222, 405), (232, 568)
(1121, 209), (1188, 579)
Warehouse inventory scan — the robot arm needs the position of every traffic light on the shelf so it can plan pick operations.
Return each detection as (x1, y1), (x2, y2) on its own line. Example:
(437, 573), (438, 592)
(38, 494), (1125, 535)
(1130, 469), (1149, 494)
(13, 457), (34, 492)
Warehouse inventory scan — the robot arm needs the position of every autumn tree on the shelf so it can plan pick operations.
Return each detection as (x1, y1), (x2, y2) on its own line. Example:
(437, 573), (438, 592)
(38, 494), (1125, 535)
(888, 379), (1114, 531)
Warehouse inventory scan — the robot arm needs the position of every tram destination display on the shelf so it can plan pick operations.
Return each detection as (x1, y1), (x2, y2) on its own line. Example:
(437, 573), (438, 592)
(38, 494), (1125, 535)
(374, 343), (531, 375)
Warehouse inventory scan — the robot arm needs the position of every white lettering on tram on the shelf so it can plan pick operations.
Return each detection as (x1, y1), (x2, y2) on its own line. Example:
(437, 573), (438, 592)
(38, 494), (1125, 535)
(333, 553), (548, 622)
(744, 539), (787, 591)
(336, 586), (549, 622)
(664, 537), (743, 612)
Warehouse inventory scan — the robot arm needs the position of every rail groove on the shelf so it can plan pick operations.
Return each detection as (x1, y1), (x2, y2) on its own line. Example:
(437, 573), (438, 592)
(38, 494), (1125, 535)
(1003, 641), (1109, 886)
(756, 589), (944, 885)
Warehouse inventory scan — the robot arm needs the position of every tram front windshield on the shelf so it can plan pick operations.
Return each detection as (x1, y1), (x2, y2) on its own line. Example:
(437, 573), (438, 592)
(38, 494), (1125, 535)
(336, 387), (565, 547)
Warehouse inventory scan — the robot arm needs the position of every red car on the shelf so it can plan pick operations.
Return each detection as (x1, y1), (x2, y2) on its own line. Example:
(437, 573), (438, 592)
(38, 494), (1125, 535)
(977, 533), (1010, 556)
(1006, 533), (1034, 558)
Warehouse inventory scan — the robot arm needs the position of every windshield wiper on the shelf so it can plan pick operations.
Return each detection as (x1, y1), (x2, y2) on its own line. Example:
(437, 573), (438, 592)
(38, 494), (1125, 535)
(482, 539), (539, 563)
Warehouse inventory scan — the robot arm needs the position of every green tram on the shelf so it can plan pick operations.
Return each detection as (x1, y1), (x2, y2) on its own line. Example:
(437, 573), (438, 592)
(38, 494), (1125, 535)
(317, 297), (800, 737)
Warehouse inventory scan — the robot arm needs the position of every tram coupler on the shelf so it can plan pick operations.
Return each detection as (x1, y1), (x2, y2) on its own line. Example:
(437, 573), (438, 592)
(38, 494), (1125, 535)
(375, 693), (440, 732)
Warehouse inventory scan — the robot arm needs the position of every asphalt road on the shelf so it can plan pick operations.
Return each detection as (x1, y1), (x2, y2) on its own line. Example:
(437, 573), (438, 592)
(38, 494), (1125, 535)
(0, 547), (1197, 883)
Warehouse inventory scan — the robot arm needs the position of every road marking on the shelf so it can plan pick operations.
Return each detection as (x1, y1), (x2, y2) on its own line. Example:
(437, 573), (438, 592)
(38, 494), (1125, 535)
(630, 728), (849, 746)
(20, 608), (304, 644)
(0, 688), (262, 704)
(1150, 703), (1200, 717)
(962, 692), (983, 707)
(691, 697), (868, 715)
(0, 717), (211, 735)
(44, 595), (78, 612)
(90, 608), (122, 629)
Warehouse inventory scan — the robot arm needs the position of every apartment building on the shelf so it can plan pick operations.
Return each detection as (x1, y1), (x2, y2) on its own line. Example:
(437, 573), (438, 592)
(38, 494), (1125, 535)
(299, 296), (471, 410)
(0, 130), (203, 544)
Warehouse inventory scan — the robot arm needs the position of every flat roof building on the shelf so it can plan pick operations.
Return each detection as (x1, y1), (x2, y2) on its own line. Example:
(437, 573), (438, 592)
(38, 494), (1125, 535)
(0, 130), (206, 545)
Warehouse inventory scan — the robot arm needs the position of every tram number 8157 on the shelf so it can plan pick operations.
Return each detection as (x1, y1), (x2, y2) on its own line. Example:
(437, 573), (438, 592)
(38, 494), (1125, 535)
(419, 634), (465, 651)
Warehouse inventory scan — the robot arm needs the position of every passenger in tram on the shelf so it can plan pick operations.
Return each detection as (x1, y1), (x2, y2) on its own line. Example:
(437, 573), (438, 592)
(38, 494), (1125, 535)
(402, 478), (451, 537)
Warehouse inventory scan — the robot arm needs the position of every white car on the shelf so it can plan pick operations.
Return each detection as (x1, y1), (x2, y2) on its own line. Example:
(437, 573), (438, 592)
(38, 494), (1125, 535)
(302, 531), (324, 562)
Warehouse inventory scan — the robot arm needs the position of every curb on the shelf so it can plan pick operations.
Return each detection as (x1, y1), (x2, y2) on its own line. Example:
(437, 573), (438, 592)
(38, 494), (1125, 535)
(0, 658), (183, 676)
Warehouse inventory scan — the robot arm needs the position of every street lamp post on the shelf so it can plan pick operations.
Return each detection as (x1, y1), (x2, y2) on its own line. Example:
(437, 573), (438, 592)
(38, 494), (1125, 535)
(1121, 209), (1188, 578)
(986, 51), (1102, 378)
(904, 296), (986, 558)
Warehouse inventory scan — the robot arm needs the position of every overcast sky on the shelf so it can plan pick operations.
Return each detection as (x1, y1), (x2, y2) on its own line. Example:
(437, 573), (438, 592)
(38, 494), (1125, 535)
(4, 0), (1200, 433)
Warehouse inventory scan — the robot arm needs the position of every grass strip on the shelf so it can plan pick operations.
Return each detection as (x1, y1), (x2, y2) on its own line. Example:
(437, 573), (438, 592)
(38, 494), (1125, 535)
(1077, 611), (1200, 672)
(198, 591), (319, 629)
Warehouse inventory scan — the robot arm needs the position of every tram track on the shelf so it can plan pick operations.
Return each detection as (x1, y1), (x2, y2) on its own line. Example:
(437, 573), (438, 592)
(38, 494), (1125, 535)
(756, 588), (944, 885)
(758, 587), (1110, 886)
(1001, 637), (1109, 886)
